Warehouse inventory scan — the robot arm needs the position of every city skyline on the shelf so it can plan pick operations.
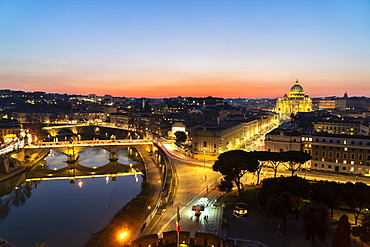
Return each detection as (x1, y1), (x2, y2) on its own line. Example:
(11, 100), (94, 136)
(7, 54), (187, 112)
(1, 0), (369, 98)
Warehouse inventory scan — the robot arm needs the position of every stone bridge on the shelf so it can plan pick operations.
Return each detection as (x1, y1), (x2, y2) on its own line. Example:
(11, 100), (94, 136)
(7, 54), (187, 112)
(23, 140), (153, 163)
(42, 124), (144, 139)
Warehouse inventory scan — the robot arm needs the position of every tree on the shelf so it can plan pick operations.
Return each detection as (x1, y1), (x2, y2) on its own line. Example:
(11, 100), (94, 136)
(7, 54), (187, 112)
(253, 151), (279, 183)
(218, 176), (233, 193)
(311, 181), (341, 218)
(259, 176), (310, 213)
(213, 150), (259, 198)
(261, 151), (285, 178)
(332, 214), (351, 247)
(301, 202), (329, 246)
(352, 210), (370, 244)
(266, 191), (291, 235)
(174, 131), (187, 145)
(282, 151), (312, 176)
(261, 176), (311, 234)
(340, 182), (370, 225)
(280, 176), (311, 220)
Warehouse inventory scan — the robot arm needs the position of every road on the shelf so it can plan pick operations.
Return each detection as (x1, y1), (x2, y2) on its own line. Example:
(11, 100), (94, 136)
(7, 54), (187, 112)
(144, 140), (370, 237)
(140, 145), (223, 239)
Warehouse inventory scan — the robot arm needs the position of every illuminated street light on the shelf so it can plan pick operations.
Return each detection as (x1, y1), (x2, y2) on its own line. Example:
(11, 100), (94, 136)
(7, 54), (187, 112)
(119, 231), (127, 239)
(118, 230), (129, 246)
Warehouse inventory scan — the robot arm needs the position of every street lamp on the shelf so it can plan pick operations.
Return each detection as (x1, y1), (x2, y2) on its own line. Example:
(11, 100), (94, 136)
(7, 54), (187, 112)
(105, 133), (108, 140)
(118, 230), (129, 246)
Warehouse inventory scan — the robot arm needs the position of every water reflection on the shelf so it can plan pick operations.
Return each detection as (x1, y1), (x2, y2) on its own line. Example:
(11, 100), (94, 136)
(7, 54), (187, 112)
(0, 180), (39, 223)
(0, 147), (144, 247)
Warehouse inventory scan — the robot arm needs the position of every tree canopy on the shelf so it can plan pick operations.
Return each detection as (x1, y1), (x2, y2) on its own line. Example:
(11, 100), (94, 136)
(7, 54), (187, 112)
(213, 150), (259, 197)
(282, 151), (312, 176)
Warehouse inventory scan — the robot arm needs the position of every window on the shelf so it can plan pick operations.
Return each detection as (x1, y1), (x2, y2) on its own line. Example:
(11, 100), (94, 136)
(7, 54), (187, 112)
(322, 151), (326, 156)
(351, 153), (355, 160)
(328, 165), (332, 169)
(315, 151), (319, 156)
(329, 151), (333, 158)
(336, 152), (340, 158)
(343, 166), (347, 170)
(344, 148), (348, 151)
(343, 160), (347, 164)
(321, 164), (325, 168)
(214, 144), (217, 148)
(344, 153), (347, 159)
(359, 154), (363, 160)
(314, 163), (318, 167)
(203, 141), (207, 147)
(330, 140), (333, 143)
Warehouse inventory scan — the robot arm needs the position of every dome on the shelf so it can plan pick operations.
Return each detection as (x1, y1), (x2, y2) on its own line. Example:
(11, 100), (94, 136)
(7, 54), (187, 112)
(288, 80), (305, 98)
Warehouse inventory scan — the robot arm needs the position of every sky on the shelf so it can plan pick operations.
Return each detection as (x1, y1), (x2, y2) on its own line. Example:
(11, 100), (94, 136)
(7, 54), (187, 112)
(0, 0), (369, 98)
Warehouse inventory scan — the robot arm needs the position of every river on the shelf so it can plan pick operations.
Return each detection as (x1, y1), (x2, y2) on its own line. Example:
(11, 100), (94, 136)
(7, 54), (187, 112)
(0, 147), (143, 247)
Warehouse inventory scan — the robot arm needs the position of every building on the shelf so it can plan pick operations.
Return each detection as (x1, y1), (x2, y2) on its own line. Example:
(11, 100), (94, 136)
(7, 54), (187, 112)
(318, 100), (336, 110)
(306, 133), (370, 175)
(190, 122), (245, 160)
(314, 120), (368, 136)
(335, 97), (366, 111)
(275, 80), (313, 119)
(264, 123), (302, 152)
(265, 125), (370, 175)
(0, 119), (21, 144)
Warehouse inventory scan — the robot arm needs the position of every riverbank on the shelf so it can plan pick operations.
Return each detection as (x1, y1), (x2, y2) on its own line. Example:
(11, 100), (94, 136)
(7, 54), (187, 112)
(0, 149), (49, 183)
(84, 147), (162, 247)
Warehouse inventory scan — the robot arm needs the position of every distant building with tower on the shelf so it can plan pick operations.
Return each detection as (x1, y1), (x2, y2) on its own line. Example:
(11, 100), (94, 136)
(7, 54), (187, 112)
(275, 80), (313, 119)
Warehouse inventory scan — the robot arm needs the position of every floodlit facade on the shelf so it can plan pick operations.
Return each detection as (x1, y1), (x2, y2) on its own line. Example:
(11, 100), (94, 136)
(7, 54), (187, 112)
(275, 80), (313, 119)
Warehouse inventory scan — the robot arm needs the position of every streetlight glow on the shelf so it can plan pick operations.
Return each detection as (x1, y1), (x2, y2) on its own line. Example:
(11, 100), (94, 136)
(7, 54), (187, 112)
(119, 232), (127, 239)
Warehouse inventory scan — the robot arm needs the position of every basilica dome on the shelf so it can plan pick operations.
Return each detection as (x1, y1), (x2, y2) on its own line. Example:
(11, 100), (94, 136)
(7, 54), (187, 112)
(288, 80), (305, 98)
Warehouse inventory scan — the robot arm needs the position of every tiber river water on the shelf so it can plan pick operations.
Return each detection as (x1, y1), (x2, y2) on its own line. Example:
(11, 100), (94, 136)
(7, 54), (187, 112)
(0, 147), (143, 247)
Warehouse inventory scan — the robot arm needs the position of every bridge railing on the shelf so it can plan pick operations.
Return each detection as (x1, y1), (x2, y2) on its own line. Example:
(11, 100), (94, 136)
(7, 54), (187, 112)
(25, 139), (152, 148)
